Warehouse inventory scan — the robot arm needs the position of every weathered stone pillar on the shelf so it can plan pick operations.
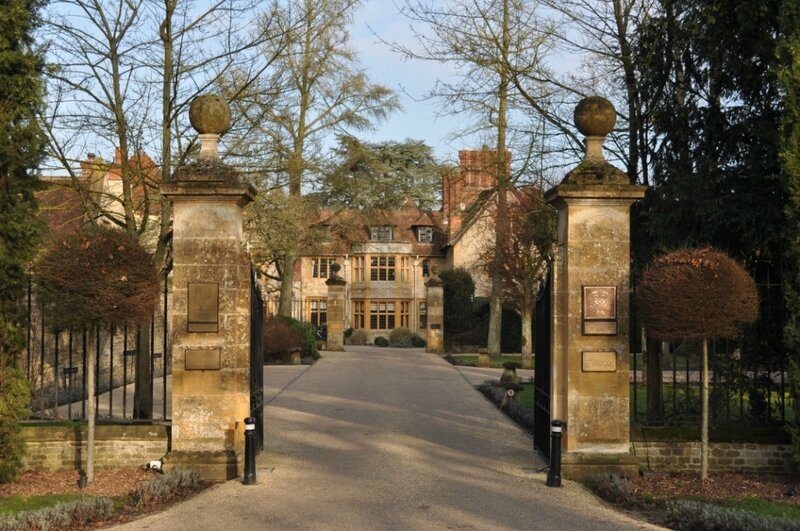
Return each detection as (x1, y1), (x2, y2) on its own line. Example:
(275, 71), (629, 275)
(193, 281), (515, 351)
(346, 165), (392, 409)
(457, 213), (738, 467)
(160, 95), (256, 481)
(425, 273), (444, 354)
(325, 264), (346, 351)
(544, 97), (646, 480)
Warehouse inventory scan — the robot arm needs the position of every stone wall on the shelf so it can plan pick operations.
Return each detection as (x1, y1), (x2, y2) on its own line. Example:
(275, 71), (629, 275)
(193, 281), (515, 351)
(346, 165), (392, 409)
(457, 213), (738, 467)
(632, 441), (796, 474)
(20, 423), (168, 472)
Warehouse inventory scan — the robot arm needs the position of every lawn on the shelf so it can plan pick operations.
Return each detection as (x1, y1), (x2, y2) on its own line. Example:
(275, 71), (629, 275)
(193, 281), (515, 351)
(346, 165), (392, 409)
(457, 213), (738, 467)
(0, 494), (87, 515)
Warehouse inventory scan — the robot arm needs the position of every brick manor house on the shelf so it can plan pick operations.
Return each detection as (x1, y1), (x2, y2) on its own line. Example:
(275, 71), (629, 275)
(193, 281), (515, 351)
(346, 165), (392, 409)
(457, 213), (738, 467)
(38, 148), (506, 344)
(276, 149), (505, 343)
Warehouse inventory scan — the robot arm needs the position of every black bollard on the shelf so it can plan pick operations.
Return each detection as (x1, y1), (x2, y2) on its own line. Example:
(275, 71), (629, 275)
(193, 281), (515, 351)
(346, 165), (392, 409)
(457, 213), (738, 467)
(546, 419), (563, 488)
(243, 417), (257, 485)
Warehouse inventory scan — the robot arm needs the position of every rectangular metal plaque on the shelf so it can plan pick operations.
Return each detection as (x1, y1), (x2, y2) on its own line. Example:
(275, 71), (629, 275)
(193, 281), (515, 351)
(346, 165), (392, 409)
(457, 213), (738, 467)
(583, 320), (618, 335)
(430, 323), (441, 330)
(582, 285), (617, 335)
(185, 348), (221, 370)
(582, 351), (618, 372)
(187, 283), (219, 333)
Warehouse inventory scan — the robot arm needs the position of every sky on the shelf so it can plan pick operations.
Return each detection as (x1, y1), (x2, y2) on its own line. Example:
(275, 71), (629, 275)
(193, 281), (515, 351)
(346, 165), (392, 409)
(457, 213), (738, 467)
(347, 1), (472, 164)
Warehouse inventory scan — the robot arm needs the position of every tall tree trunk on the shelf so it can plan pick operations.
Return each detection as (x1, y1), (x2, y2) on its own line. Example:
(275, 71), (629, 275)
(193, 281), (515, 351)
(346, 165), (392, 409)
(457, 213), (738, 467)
(133, 325), (152, 419)
(646, 335), (664, 425)
(520, 305), (533, 369)
(487, 0), (511, 357)
(278, 251), (296, 317)
(701, 337), (709, 480)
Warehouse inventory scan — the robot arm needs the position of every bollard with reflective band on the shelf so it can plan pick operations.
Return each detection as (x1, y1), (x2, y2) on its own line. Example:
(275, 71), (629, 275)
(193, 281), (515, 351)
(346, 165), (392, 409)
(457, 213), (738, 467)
(546, 420), (563, 488)
(243, 417), (257, 485)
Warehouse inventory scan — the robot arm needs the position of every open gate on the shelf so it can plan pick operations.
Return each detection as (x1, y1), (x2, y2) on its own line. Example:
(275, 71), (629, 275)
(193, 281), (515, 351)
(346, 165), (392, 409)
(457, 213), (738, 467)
(249, 270), (265, 452)
(533, 264), (552, 460)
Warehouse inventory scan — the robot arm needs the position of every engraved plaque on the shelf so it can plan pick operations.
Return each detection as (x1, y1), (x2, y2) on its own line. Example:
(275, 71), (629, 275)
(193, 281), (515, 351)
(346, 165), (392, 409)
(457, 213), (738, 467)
(583, 286), (617, 319)
(582, 286), (617, 335)
(185, 348), (221, 370)
(430, 323), (441, 330)
(582, 351), (617, 372)
(188, 283), (219, 332)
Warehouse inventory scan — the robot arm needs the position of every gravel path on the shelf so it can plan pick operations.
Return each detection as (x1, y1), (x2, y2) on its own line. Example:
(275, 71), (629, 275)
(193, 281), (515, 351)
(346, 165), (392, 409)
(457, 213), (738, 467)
(111, 347), (663, 530)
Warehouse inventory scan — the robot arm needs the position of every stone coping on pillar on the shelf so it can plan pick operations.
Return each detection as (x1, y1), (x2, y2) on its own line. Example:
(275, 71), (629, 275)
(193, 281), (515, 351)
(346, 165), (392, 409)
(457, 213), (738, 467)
(161, 181), (256, 207)
(425, 275), (444, 288)
(545, 183), (647, 204)
(325, 275), (346, 287)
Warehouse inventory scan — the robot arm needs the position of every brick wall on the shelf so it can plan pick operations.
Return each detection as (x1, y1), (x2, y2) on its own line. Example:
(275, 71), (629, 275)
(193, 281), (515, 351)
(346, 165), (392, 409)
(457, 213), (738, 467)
(632, 441), (797, 474)
(20, 423), (169, 472)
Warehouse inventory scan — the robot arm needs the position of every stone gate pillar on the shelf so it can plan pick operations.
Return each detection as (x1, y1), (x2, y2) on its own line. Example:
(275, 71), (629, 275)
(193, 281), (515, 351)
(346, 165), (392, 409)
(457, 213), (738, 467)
(325, 264), (346, 351)
(161, 96), (256, 481)
(425, 273), (444, 354)
(544, 97), (646, 479)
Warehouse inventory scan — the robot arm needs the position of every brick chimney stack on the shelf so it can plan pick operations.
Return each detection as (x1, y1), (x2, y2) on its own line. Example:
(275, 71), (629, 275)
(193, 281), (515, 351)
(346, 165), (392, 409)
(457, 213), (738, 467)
(442, 149), (509, 235)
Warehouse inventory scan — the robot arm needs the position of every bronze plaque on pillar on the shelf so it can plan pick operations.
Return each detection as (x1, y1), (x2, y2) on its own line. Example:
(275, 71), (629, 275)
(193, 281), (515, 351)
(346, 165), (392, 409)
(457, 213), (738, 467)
(582, 286), (617, 335)
(185, 348), (221, 370)
(188, 283), (219, 332)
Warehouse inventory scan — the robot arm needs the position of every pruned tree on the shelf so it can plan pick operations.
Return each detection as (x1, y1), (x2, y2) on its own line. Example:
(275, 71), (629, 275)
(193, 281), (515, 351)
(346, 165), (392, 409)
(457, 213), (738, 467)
(226, 0), (399, 317)
(637, 248), (758, 480)
(35, 227), (158, 483)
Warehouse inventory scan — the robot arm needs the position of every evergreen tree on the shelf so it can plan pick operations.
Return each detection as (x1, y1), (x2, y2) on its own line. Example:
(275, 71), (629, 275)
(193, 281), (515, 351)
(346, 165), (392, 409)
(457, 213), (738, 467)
(777, 0), (800, 460)
(0, 0), (46, 365)
(635, 0), (785, 368)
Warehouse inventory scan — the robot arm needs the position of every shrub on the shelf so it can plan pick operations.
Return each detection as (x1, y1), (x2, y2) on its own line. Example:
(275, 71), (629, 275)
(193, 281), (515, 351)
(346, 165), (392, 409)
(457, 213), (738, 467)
(587, 474), (638, 507)
(346, 329), (367, 345)
(263, 316), (303, 358)
(0, 497), (115, 531)
(344, 328), (354, 339)
(137, 469), (200, 507)
(665, 500), (800, 531)
(263, 316), (319, 361)
(0, 367), (31, 483)
(389, 327), (413, 347)
(375, 336), (389, 347)
(411, 333), (426, 348)
(439, 268), (476, 335)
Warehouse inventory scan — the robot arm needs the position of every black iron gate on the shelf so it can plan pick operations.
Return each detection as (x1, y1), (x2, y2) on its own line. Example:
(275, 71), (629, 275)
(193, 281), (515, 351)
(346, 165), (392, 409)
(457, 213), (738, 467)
(249, 270), (265, 452)
(533, 265), (552, 460)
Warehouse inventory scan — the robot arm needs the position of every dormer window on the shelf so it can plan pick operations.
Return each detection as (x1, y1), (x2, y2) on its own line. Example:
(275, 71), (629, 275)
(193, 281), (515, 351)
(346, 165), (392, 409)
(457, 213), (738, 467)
(417, 226), (433, 243)
(370, 225), (392, 241)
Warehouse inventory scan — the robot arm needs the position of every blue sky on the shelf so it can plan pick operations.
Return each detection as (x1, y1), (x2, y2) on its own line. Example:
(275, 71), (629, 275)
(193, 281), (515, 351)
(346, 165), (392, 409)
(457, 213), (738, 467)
(348, 1), (471, 164)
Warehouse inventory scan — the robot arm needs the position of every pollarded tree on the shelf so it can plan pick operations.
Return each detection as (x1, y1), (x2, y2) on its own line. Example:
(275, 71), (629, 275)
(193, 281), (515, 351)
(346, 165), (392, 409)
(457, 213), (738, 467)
(35, 227), (158, 483)
(637, 248), (758, 480)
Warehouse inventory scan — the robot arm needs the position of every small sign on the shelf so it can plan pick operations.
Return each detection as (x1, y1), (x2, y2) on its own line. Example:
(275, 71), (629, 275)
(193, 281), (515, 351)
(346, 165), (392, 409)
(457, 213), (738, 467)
(582, 351), (617, 372)
(430, 323), (441, 330)
(123, 349), (138, 357)
(185, 348), (221, 370)
(63, 367), (79, 376)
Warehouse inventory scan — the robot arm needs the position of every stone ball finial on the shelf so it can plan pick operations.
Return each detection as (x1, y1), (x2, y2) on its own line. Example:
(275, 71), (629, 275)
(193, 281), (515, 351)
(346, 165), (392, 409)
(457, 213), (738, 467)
(331, 262), (342, 275)
(574, 96), (616, 137)
(189, 95), (231, 135)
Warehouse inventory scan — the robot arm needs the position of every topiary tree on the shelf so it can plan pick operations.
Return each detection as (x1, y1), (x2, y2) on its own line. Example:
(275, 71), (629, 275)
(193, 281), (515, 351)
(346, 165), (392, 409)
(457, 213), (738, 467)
(35, 227), (158, 483)
(637, 248), (758, 480)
